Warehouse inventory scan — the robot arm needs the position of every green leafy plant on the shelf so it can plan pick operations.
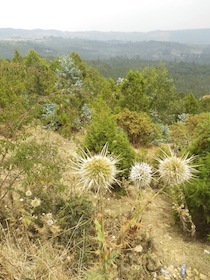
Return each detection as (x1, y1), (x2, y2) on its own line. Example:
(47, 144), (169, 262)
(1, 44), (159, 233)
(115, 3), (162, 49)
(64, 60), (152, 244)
(0, 140), (62, 238)
(72, 145), (119, 279)
(84, 98), (135, 177)
(184, 117), (210, 237)
(117, 108), (161, 147)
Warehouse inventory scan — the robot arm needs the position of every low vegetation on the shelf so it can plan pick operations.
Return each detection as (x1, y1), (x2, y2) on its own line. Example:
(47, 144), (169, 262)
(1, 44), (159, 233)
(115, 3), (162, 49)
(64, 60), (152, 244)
(0, 50), (210, 279)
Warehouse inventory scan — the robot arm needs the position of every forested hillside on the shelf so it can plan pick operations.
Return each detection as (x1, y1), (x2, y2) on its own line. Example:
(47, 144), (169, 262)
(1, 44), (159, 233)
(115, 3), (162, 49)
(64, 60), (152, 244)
(1, 28), (210, 43)
(88, 57), (210, 98)
(1, 28), (210, 100)
(0, 50), (210, 279)
(1, 28), (210, 63)
(1, 37), (210, 63)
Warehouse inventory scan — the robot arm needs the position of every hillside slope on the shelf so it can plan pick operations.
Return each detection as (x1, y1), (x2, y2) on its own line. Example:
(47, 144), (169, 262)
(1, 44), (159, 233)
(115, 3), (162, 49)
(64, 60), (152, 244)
(1, 28), (210, 44)
(0, 126), (210, 279)
(1, 28), (210, 62)
(26, 127), (210, 279)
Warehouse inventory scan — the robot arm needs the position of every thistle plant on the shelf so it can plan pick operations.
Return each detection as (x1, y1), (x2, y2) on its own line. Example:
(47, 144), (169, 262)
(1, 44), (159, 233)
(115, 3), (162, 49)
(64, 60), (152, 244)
(72, 144), (119, 279)
(157, 150), (196, 186)
(115, 162), (154, 246)
(129, 162), (153, 189)
(117, 150), (197, 244)
(157, 149), (197, 236)
(72, 144), (119, 194)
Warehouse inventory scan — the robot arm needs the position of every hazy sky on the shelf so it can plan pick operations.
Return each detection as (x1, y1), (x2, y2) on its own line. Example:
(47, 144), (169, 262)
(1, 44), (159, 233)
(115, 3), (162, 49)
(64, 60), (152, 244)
(1, 0), (210, 32)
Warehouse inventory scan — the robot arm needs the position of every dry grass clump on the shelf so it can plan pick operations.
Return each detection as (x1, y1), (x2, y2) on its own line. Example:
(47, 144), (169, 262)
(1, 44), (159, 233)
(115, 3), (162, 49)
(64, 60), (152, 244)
(0, 128), (96, 279)
(0, 229), (75, 279)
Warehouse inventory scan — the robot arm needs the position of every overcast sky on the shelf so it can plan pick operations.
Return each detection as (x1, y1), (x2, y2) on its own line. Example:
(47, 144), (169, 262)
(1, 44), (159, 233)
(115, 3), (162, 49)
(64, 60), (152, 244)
(1, 0), (210, 32)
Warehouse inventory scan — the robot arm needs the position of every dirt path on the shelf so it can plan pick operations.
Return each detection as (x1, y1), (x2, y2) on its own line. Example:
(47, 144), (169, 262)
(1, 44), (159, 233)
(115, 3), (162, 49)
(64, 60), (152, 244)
(140, 188), (210, 278)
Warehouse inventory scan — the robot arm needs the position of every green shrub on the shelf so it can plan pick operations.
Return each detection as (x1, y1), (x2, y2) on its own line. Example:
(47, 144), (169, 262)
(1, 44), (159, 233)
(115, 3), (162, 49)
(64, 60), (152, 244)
(199, 96), (210, 112)
(184, 114), (210, 238)
(108, 129), (136, 177)
(189, 118), (210, 156)
(117, 109), (161, 147)
(169, 122), (190, 151)
(10, 141), (62, 184)
(0, 138), (64, 234)
(184, 154), (210, 238)
(84, 99), (135, 177)
(169, 112), (210, 152)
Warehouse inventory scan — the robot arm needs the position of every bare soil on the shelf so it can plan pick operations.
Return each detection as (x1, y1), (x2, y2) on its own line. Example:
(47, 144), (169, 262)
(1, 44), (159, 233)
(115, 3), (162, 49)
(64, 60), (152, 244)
(141, 188), (210, 275)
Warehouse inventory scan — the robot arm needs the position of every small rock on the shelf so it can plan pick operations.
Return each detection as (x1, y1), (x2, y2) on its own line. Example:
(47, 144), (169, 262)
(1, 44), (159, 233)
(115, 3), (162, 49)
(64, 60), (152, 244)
(160, 268), (171, 277)
(204, 249), (210, 254)
(146, 253), (162, 272)
(180, 264), (187, 278)
(133, 244), (143, 253)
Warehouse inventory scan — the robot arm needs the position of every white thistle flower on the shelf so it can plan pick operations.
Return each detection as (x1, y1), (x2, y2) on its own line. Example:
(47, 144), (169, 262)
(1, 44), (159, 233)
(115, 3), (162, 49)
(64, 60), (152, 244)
(25, 190), (32, 197)
(31, 197), (41, 208)
(157, 150), (196, 186)
(130, 162), (153, 188)
(47, 219), (54, 226)
(71, 144), (119, 193)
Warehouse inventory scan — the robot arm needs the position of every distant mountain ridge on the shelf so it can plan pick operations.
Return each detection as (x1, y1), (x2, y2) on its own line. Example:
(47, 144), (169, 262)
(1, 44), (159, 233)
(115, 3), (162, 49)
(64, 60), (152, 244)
(1, 28), (210, 44)
(1, 28), (210, 63)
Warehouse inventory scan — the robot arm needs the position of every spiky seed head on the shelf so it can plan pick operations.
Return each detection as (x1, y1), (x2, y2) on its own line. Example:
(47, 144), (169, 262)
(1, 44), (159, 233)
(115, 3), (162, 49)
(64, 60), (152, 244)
(72, 144), (119, 193)
(130, 162), (153, 189)
(157, 151), (196, 186)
